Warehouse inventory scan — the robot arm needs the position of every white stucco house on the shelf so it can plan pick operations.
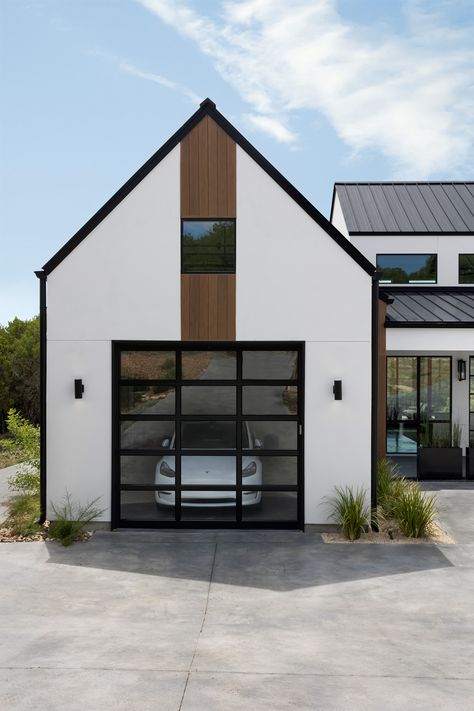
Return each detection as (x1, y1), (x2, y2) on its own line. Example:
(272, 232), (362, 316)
(35, 100), (380, 530)
(331, 183), (474, 479)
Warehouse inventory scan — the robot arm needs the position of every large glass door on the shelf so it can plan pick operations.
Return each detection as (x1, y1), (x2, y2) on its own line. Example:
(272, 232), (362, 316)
(112, 343), (304, 528)
(387, 356), (451, 454)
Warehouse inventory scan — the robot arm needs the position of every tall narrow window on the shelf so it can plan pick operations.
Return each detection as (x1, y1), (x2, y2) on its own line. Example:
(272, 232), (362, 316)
(459, 254), (474, 284)
(181, 219), (235, 273)
(377, 254), (437, 284)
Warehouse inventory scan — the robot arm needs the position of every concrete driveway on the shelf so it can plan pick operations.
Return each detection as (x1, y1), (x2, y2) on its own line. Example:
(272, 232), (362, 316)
(1, 488), (474, 710)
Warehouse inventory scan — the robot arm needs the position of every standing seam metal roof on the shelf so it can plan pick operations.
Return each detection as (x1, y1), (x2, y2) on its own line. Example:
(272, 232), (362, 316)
(382, 288), (474, 325)
(335, 183), (474, 234)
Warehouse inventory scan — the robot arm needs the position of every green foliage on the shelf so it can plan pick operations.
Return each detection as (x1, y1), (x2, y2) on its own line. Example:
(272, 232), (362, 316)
(2, 493), (41, 537)
(377, 458), (408, 518)
(326, 486), (370, 541)
(0, 316), (40, 432)
(3, 410), (40, 495)
(419, 416), (462, 448)
(49, 493), (104, 546)
(392, 483), (438, 538)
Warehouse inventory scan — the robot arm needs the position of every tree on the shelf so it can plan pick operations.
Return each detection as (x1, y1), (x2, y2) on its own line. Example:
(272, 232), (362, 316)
(0, 316), (40, 431)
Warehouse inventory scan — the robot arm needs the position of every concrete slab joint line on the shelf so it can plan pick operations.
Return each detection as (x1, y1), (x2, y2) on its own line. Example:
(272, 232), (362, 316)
(179, 541), (218, 710)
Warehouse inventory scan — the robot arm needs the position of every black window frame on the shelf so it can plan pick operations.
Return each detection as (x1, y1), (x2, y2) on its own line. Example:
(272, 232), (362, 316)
(376, 253), (438, 285)
(386, 355), (452, 454)
(470, 357), (474, 448)
(112, 341), (304, 529)
(181, 218), (236, 274)
(459, 254), (474, 285)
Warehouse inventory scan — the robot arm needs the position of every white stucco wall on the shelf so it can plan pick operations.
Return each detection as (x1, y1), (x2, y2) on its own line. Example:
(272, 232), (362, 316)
(330, 193), (350, 240)
(237, 148), (373, 523)
(46, 146), (180, 520)
(46, 142), (374, 525)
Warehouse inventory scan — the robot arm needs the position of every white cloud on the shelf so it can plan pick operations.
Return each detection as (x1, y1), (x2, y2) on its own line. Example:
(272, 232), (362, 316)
(137, 0), (474, 177)
(119, 62), (200, 105)
(244, 113), (296, 144)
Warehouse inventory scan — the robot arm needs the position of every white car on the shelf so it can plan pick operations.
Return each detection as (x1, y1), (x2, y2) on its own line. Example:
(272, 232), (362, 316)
(155, 420), (262, 507)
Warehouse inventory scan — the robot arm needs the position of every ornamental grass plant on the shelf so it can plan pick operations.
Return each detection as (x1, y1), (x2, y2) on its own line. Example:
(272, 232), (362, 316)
(326, 486), (370, 541)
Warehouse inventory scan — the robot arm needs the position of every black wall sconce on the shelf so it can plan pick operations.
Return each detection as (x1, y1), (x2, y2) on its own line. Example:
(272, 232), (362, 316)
(333, 380), (342, 400)
(74, 379), (84, 399)
(457, 359), (467, 382)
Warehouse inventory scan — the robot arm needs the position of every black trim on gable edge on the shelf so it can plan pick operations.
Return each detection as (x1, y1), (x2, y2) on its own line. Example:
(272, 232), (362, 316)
(41, 98), (375, 277)
(34, 270), (47, 524)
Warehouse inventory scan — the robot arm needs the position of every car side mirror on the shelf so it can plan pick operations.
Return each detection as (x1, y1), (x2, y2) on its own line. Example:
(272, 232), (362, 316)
(161, 437), (171, 448)
(254, 437), (263, 449)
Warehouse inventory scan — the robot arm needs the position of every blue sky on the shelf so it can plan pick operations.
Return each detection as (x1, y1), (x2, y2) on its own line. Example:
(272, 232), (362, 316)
(1, 0), (473, 325)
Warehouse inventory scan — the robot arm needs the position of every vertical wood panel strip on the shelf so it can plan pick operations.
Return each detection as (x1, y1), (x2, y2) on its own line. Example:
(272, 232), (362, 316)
(208, 118), (218, 216)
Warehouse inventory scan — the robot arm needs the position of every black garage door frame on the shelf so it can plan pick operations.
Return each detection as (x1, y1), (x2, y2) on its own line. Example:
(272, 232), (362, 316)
(111, 341), (304, 529)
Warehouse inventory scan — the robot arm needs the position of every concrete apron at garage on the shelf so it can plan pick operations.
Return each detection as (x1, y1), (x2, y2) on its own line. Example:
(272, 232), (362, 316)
(1, 511), (474, 710)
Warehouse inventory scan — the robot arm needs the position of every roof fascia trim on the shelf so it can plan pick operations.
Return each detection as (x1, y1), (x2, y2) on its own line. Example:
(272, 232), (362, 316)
(42, 102), (375, 276)
(386, 321), (474, 328)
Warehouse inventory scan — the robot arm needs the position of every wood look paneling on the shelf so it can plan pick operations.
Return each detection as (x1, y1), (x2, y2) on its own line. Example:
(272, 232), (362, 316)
(377, 299), (387, 461)
(181, 274), (236, 340)
(181, 115), (236, 218)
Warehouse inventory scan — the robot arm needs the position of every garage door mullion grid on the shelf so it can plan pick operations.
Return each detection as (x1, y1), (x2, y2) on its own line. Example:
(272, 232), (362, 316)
(113, 342), (303, 528)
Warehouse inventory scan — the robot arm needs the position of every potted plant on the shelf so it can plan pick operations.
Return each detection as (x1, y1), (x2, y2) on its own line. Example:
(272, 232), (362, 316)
(467, 444), (474, 481)
(417, 419), (463, 480)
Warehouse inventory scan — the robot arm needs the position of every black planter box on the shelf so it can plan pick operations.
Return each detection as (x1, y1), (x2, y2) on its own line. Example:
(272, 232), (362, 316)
(467, 448), (474, 481)
(417, 447), (463, 480)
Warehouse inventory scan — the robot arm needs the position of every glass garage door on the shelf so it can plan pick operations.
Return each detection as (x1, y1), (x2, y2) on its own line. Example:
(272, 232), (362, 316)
(112, 342), (304, 529)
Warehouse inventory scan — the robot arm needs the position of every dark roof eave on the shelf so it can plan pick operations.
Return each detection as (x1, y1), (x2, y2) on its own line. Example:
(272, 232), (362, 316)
(41, 100), (375, 277)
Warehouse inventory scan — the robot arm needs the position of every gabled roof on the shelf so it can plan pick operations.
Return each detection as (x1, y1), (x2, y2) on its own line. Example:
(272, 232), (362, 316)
(41, 99), (374, 276)
(332, 182), (474, 235)
(382, 287), (474, 327)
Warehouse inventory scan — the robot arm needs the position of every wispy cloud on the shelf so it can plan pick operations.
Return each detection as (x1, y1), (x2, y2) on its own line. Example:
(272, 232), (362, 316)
(119, 62), (200, 104)
(88, 50), (200, 106)
(137, 0), (474, 177)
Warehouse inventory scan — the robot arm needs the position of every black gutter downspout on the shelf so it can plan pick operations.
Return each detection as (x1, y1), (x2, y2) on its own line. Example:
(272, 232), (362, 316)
(34, 270), (47, 524)
(371, 272), (380, 529)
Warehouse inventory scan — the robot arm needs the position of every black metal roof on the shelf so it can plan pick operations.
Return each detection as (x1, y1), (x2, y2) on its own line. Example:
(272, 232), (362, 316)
(334, 182), (474, 235)
(382, 287), (474, 327)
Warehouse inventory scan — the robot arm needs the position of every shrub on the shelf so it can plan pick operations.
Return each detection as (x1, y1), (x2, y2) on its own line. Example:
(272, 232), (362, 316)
(2, 493), (41, 537)
(377, 458), (407, 518)
(3, 409), (40, 495)
(49, 493), (104, 546)
(326, 486), (370, 541)
(392, 482), (438, 538)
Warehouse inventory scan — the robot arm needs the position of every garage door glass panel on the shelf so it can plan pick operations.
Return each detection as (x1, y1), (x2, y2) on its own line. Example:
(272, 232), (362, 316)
(181, 386), (236, 415)
(245, 456), (298, 485)
(120, 421), (175, 450)
(121, 351), (176, 380)
(180, 500), (236, 521)
(241, 492), (298, 521)
(120, 456), (176, 487)
(114, 342), (303, 528)
(242, 386), (297, 415)
(120, 386), (175, 415)
(121, 491), (175, 521)
(244, 421), (298, 450)
(182, 455), (236, 485)
(243, 351), (298, 380)
(182, 350), (236, 380)
(181, 421), (236, 450)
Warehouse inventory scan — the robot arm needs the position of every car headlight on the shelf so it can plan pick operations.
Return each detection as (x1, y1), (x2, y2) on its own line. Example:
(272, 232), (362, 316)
(160, 461), (175, 478)
(242, 461), (257, 477)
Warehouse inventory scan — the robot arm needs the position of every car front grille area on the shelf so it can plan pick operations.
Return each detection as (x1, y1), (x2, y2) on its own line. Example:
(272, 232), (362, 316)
(183, 497), (236, 505)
